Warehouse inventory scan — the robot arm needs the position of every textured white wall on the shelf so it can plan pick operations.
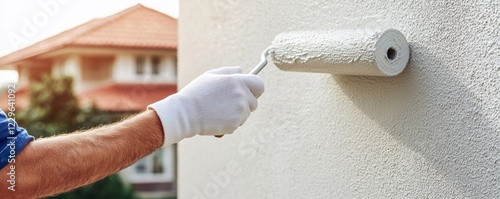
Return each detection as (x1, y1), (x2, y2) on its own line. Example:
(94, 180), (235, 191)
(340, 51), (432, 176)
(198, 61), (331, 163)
(178, 0), (499, 198)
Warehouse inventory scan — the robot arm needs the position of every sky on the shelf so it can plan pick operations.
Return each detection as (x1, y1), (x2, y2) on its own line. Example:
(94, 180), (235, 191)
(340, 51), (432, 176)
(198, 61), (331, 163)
(0, 0), (179, 85)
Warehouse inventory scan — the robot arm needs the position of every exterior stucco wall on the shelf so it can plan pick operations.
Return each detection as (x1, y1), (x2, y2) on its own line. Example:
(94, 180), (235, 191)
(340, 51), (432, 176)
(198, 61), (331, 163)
(178, 1), (499, 198)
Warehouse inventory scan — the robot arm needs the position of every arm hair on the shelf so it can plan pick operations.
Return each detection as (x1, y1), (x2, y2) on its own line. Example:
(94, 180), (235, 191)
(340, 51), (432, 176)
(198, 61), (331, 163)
(0, 110), (164, 198)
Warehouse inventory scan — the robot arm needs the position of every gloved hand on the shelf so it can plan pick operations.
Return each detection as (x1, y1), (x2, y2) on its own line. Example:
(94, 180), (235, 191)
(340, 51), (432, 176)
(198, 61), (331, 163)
(148, 66), (265, 146)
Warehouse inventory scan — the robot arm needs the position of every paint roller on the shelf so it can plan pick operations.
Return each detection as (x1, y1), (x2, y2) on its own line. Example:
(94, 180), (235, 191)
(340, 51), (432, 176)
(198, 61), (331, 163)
(215, 29), (410, 137)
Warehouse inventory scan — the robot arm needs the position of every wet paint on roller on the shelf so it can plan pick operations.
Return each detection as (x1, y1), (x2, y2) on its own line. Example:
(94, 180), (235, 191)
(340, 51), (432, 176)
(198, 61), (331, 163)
(270, 29), (410, 76)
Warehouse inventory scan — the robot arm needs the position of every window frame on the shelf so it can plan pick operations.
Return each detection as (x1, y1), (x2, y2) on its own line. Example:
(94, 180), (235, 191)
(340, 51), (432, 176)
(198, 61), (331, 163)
(121, 145), (175, 183)
(135, 56), (145, 75)
(151, 56), (161, 75)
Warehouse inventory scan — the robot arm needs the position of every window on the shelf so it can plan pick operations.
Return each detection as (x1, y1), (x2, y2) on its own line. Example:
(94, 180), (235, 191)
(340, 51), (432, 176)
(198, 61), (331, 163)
(152, 149), (164, 173)
(122, 145), (175, 183)
(135, 158), (147, 173)
(152, 56), (160, 75)
(134, 149), (164, 174)
(174, 57), (178, 77)
(135, 56), (145, 75)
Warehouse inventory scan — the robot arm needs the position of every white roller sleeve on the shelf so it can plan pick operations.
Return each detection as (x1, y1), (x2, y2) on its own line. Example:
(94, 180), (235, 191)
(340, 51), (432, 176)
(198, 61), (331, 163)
(270, 29), (410, 76)
(148, 66), (265, 147)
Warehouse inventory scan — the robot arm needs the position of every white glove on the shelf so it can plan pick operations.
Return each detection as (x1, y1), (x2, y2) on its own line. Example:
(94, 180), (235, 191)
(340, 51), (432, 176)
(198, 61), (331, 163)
(148, 66), (265, 146)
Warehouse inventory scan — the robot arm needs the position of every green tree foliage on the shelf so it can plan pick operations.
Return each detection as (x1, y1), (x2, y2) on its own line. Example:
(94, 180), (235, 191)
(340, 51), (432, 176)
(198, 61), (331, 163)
(50, 174), (136, 199)
(17, 75), (113, 136)
(17, 75), (136, 199)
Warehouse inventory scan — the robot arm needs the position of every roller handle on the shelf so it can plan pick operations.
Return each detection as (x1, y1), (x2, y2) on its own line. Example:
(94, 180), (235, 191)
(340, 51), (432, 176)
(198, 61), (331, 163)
(215, 47), (270, 138)
(249, 47), (271, 75)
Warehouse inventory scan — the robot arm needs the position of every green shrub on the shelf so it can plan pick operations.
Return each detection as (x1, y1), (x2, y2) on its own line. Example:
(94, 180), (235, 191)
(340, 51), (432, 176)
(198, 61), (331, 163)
(49, 174), (136, 199)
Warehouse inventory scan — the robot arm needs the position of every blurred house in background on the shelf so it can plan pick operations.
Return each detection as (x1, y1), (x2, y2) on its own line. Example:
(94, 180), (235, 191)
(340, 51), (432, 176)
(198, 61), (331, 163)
(0, 4), (177, 198)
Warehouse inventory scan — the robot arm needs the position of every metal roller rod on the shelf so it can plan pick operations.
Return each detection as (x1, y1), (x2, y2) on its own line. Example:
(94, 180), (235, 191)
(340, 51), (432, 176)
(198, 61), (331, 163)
(249, 47), (271, 75)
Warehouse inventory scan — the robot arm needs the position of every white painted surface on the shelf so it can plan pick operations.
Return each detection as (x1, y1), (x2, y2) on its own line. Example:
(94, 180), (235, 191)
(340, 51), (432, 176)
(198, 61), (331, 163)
(63, 55), (82, 92)
(0, 69), (17, 87)
(178, 0), (500, 198)
(51, 58), (66, 77)
(17, 66), (29, 88)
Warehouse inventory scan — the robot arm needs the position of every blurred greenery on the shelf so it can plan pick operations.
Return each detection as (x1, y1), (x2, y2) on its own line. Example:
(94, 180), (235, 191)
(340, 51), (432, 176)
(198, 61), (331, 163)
(17, 75), (136, 199)
(17, 75), (113, 137)
(49, 174), (136, 199)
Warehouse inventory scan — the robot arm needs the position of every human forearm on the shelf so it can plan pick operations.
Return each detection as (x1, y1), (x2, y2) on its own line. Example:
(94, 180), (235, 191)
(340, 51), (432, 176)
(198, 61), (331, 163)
(0, 66), (265, 198)
(0, 110), (163, 198)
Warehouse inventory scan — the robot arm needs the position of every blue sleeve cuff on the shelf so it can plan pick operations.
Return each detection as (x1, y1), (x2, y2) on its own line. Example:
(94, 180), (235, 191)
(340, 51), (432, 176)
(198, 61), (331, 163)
(0, 110), (34, 169)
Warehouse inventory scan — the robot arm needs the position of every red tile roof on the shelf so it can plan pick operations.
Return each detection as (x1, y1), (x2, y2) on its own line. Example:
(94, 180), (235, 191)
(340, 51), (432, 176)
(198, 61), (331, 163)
(79, 83), (177, 112)
(0, 4), (177, 66)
